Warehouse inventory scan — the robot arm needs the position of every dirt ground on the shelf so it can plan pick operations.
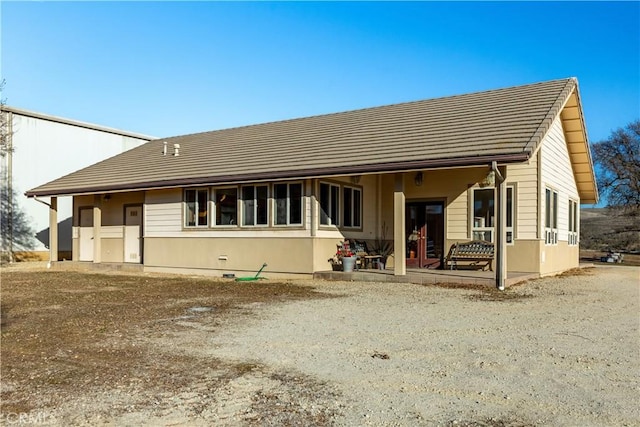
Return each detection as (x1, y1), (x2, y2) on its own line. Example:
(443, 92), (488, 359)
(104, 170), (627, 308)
(1, 265), (638, 426)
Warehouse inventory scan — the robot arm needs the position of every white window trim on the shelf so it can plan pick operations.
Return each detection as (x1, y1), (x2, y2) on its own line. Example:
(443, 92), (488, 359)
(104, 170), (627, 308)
(545, 187), (559, 245)
(568, 198), (579, 246)
(319, 181), (340, 227)
(241, 184), (269, 227)
(342, 185), (362, 229)
(184, 188), (209, 228)
(469, 185), (515, 243)
(273, 182), (304, 227)
(470, 187), (494, 242)
(213, 186), (239, 227)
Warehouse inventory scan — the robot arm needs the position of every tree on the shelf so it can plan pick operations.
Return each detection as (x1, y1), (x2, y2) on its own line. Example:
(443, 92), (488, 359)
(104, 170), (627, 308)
(1, 184), (36, 254)
(592, 120), (640, 215)
(1, 79), (36, 261)
(0, 79), (11, 157)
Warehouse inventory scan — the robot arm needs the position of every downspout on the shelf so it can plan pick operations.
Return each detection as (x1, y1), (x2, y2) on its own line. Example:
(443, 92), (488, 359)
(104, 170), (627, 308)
(492, 161), (506, 290)
(32, 195), (52, 208)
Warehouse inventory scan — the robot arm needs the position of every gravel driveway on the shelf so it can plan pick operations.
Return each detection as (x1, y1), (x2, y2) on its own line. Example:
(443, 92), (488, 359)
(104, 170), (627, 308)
(4, 265), (637, 426)
(147, 266), (639, 426)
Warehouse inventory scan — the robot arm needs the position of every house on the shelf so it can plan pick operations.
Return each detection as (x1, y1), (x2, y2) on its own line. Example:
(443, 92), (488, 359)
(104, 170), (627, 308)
(25, 78), (598, 287)
(1, 106), (154, 260)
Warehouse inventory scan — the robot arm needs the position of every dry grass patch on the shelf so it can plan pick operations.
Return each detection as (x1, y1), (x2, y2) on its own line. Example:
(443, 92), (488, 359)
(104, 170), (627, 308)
(0, 270), (334, 420)
(425, 282), (534, 302)
(556, 266), (596, 278)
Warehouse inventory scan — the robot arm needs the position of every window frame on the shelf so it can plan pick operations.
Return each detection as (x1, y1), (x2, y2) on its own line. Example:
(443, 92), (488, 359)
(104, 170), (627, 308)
(342, 185), (362, 229)
(545, 187), (559, 245)
(184, 188), (209, 228)
(319, 182), (341, 227)
(470, 185), (515, 244)
(505, 186), (515, 244)
(471, 187), (494, 242)
(213, 187), (238, 227)
(273, 182), (303, 227)
(568, 198), (578, 246)
(241, 184), (269, 227)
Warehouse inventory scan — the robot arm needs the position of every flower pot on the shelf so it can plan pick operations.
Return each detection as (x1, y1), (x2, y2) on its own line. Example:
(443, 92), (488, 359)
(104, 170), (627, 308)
(342, 256), (356, 272)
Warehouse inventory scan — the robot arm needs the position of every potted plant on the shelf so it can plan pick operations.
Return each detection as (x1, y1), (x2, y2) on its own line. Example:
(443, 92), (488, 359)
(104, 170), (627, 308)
(328, 241), (357, 272)
(327, 252), (342, 271)
(371, 222), (394, 269)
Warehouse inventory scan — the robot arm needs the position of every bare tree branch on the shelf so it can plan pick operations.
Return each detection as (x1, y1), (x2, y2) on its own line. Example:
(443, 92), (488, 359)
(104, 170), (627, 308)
(593, 120), (640, 214)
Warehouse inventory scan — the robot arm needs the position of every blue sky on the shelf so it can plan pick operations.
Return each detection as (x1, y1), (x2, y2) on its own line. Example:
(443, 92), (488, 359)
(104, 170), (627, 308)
(2, 1), (639, 145)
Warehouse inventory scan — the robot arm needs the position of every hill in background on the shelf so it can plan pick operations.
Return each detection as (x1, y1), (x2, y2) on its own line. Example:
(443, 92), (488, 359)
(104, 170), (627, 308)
(581, 208), (639, 252)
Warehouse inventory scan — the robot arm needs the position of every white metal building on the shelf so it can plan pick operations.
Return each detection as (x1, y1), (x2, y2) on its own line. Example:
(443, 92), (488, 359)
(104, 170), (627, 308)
(1, 106), (155, 260)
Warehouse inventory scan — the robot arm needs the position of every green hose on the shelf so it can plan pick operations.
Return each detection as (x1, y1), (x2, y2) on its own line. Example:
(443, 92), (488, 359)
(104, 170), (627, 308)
(235, 263), (268, 282)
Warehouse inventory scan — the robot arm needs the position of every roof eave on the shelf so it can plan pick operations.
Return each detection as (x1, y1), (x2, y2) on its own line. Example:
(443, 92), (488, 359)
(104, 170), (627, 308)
(26, 152), (531, 198)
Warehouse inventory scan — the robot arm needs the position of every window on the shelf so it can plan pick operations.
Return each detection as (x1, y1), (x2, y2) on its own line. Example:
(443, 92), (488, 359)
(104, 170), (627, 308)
(242, 185), (268, 226)
(471, 186), (514, 243)
(214, 188), (237, 226)
(545, 188), (558, 245)
(472, 188), (494, 241)
(506, 187), (514, 244)
(342, 186), (362, 228)
(568, 199), (578, 245)
(185, 189), (208, 227)
(274, 182), (303, 225)
(319, 182), (340, 226)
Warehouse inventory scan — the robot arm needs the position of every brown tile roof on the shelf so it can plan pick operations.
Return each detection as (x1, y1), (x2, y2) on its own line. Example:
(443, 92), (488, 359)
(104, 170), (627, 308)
(26, 77), (591, 198)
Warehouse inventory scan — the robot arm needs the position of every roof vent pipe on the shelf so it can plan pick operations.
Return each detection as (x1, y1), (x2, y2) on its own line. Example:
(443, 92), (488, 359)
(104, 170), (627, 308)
(173, 144), (180, 157)
(163, 141), (167, 156)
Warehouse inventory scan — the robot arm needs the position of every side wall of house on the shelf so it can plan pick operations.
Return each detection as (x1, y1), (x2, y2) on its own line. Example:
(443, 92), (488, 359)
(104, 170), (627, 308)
(539, 117), (581, 275)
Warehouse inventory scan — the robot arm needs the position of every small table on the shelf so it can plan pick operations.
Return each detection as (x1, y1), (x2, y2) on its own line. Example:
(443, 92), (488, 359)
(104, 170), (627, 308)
(362, 255), (382, 269)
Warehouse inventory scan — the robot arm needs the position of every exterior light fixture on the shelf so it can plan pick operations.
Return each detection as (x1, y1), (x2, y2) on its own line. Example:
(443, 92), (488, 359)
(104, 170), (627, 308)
(481, 170), (496, 187)
(414, 172), (423, 186)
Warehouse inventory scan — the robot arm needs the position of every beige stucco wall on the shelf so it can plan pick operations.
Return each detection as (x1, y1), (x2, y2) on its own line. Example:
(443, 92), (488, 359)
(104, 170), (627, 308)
(507, 240), (541, 272)
(141, 183), (350, 277)
(540, 241), (580, 276)
(101, 238), (124, 263)
(144, 236), (343, 276)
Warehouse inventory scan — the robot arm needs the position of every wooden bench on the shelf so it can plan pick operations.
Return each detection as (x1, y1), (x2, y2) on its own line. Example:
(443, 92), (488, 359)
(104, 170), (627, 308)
(445, 240), (494, 271)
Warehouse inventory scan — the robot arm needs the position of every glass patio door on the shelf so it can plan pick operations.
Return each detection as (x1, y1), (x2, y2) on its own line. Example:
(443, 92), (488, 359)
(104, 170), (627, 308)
(406, 201), (444, 269)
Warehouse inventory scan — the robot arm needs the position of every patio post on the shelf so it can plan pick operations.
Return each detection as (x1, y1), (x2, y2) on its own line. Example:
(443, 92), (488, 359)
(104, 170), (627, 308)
(310, 179), (317, 237)
(48, 197), (58, 267)
(493, 162), (507, 290)
(393, 173), (406, 275)
(93, 195), (102, 263)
